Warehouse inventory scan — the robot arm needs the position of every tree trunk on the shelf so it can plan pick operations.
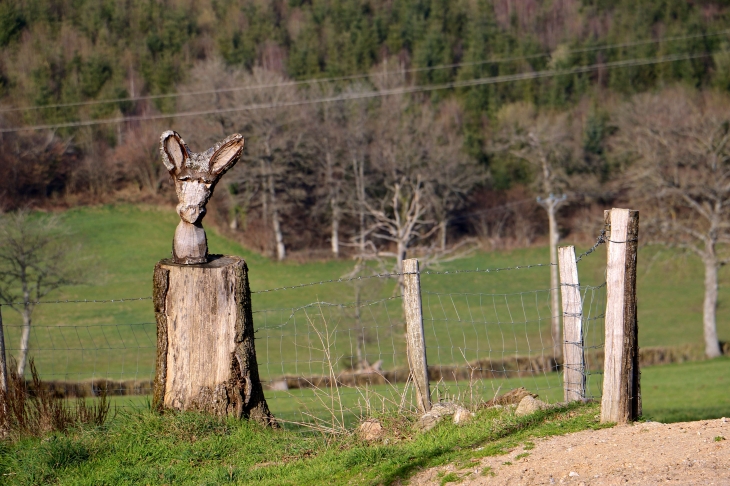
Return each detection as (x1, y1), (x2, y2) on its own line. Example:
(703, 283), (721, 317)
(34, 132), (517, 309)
(267, 165), (286, 261)
(547, 201), (561, 358)
(439, 220), (447, 251)
(331, 197), (340, 258)
(17, 307), (31, 377)
(354, 282), (364, 369)
(0, 305), (7, 396)
(152, 255), (276, 426)
(353, 156), (366, 255)
(702, 255), (722, 358)
(325, 149), (340, 258)
(259, 159), (268, 229)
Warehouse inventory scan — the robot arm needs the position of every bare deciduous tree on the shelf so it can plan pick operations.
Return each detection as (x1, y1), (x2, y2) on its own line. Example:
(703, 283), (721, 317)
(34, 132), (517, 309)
(426, 100), (487, 251)
(235, 68), (308, 261)
(0, 211), (84, 376)
(366, 95), (436, 282)
(307, 87), (348, 258)
(343, 92), (373, 257)
(615, 88), (730, 358)
(493, 103), (574, 357)
(112, 125), (168, 194)
(364, 94), (482, 291)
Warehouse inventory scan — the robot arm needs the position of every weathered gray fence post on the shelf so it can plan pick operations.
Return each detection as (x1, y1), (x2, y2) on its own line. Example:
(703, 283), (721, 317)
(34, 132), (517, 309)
(558, 245), (585, 402)
(601, 208), (640, 423)
(403, 258), (431, 413)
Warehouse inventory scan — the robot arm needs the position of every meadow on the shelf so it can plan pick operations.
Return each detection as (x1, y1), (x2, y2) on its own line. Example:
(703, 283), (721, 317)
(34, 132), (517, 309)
(3, 355), (729, 486)
(1, 204), (728, 424)
(0, 400), (609, 485)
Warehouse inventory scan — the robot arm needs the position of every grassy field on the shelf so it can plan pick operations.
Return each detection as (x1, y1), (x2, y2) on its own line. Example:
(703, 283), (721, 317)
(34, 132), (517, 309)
(0, 400), (607, 485)
(101, 357), (728, 428)
(1, 204), (727, 383)
(641, 357), (730, 423)
(0, 203), (726, 486)
(5, 354), (729, 486)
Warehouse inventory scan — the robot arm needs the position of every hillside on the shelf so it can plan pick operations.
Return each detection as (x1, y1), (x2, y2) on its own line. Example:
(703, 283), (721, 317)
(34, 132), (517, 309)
(2, 0), (730, 239)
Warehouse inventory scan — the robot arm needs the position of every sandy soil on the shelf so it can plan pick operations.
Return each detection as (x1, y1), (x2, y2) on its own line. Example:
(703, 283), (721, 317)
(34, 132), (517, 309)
(410, 418), (730, 485)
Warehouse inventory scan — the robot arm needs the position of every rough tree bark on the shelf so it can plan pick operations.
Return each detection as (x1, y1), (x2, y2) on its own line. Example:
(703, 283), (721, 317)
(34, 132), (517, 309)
(538, 194), (566, 358)
(152, 255), (275, 426)
(703, 253), (722, 358)
(263, 142), (286, 261)
(17, 304), (31, 377)
(326, 148), (341, 258)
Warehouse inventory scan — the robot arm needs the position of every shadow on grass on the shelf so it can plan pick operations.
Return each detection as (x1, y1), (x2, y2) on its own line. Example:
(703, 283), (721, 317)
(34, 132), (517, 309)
(643, 407), (730, 424)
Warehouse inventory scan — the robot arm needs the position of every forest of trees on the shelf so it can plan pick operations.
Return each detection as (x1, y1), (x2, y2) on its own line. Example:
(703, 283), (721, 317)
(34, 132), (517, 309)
(1, 0), (730, 356)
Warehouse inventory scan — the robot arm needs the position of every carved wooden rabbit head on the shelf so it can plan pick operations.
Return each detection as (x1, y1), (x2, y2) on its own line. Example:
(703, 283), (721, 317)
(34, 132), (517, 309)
(160, 130), (245, 264)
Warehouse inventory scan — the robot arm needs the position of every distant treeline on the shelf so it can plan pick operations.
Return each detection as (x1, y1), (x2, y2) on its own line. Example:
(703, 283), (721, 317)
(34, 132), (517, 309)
(1, 0), (730, 257)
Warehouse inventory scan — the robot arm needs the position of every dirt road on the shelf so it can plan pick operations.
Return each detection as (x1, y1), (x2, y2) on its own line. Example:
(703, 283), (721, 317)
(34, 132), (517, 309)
(410, 418), (729, 485)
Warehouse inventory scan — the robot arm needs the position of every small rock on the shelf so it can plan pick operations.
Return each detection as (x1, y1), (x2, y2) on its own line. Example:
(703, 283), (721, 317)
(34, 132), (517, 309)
(358, 419), (383, 441)
(417, 402), (461, 431)
(515, 396), (548, 416)
(722, 417), (728, 423)
(268, 380), (288, 391)
(453, 407), (475, 425)
(484, 387), (537, 408)
(569, 471), (580, 477)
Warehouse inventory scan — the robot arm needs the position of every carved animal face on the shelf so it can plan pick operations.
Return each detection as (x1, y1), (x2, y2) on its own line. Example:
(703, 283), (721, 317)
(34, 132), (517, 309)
(160, 131), (244, 225)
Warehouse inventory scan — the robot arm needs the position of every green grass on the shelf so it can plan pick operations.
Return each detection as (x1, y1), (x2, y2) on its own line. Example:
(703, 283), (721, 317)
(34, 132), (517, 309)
(641, 357), (730, 423)
(3, 204), (727, 383)
(0, 400), (608, 485)
(105, 358), (730, 429)
(2, 357), (726, 484)
(1, 204), (729, 425)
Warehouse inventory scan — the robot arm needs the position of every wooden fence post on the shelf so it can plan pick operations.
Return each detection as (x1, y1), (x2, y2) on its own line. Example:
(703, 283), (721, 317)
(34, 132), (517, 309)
(403, 258), (431, 413)
(558, 245), (585, 402)
(601, 208), (641, 423)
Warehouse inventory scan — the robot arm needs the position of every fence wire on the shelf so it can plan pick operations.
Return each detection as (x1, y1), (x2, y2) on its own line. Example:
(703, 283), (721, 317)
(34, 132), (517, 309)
(0, 243), (607, 431)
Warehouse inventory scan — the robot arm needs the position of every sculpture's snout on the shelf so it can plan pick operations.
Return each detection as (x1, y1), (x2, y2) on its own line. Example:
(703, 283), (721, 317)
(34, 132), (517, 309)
(177, 203), (206, 224)
(176, 180), (211, 224)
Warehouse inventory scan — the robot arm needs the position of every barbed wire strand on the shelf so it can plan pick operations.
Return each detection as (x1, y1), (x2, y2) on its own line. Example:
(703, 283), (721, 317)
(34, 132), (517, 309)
(0, 235), (609, 305)
(0, 296), (153, 307)
(0, 52), (710, 133)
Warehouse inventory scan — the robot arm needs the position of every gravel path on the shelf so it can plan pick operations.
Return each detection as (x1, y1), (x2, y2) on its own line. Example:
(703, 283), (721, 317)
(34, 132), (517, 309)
(410, 418), (730, 485)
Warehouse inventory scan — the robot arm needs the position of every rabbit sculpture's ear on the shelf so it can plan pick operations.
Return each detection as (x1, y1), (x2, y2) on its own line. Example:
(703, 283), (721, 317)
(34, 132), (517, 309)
(209, 134), (245, 176)
(160, 130), (189, 174)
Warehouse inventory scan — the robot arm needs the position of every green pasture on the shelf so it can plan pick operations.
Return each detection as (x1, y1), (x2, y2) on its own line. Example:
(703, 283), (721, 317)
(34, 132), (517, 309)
(104, 359), (729, 428)
(0, 400), (607, 485)
(260, 358), (730, 427)
(3, 359), (727, 486)
(1, 204), (728, 385)
(641, 357), (730, 423)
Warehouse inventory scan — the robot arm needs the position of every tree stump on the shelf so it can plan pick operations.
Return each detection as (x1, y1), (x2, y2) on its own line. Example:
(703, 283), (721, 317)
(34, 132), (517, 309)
(152, 255), (275, 426)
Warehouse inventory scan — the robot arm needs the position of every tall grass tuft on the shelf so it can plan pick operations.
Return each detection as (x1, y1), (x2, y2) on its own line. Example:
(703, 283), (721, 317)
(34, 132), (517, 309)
(0, 358), (111, 439)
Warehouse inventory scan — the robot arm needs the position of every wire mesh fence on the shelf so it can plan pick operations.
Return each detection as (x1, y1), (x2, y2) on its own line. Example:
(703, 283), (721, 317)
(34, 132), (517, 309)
(0, 299), (157, 406)
(0, 242), (607, 431)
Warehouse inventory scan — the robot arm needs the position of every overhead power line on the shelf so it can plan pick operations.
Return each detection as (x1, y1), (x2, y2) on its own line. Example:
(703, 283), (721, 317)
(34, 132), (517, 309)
(0, 28), (727, 115)
(0, 52), (710, 134)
